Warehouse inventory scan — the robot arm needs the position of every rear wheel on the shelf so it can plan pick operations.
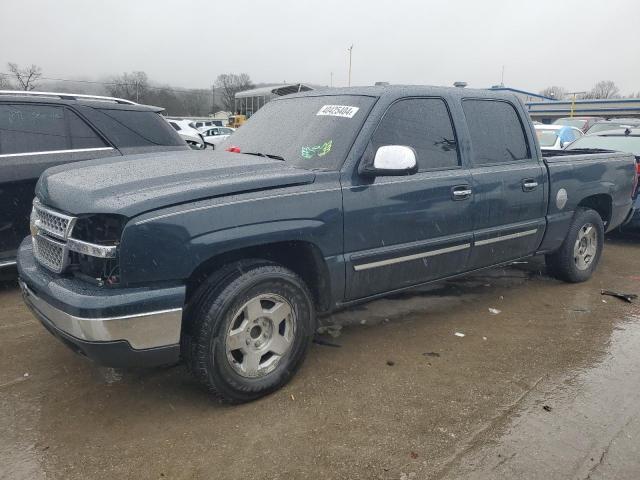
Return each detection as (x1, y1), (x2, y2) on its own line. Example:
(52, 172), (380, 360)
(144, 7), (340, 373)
(546, 207), (604, 283)
(183, 261), (315, 403)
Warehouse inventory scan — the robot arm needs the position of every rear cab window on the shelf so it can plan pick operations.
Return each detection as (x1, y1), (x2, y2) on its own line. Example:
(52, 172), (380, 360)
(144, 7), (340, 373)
(462, 99), (530, 164)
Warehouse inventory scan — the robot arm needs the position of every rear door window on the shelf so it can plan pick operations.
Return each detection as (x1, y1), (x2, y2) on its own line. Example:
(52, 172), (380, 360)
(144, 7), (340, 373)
(462, 99), (530, 164)
(370, 98), (460, 171)
(67, 110), (108, 149)
(0, 104), (67, 154)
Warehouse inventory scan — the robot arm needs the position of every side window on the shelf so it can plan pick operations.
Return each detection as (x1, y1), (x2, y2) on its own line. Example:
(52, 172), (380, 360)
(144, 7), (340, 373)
(0, 104), (67, 154)
(462, 99), (529, 164)
(370, 98), (459, 171)
(94, 109), (185, 147)
(66, 110), (108, 149)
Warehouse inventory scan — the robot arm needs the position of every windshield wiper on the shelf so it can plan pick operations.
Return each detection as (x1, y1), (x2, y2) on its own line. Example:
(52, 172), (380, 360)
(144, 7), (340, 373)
(243, 152), (285, 161)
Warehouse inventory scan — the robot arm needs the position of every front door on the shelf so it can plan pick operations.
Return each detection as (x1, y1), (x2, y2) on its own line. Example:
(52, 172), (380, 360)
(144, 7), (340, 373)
(342, 97), (474, 300)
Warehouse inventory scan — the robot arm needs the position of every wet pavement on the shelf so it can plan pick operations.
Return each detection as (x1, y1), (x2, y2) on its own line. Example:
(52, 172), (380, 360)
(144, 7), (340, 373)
(1, 233), (640, 479)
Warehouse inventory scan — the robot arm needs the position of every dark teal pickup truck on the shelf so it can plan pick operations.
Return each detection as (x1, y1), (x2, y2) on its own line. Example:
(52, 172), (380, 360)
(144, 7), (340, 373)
(18, 86), (636, 402)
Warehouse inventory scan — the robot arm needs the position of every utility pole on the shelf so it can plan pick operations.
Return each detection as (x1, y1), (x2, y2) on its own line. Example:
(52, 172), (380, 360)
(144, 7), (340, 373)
(330, 71), (333, 88)
(347, 45), (353, 87)
(211, 84), (215, 115)
(135, 80), (139, 103)
(501, 65), (505, 87)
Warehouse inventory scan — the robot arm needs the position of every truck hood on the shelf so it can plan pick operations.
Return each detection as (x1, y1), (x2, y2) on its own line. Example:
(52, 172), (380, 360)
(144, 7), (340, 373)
(36, 150), (316, 217)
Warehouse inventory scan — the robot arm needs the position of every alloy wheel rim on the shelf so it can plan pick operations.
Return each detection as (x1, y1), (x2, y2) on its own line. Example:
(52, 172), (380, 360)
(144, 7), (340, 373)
(224, 294), (296, 378)
(573, 223), (597, 271)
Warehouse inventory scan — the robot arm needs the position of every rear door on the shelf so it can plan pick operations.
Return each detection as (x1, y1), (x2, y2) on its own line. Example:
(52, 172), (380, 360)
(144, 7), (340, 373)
(342, 97), (474, 300)
(461, 98), (546, 269)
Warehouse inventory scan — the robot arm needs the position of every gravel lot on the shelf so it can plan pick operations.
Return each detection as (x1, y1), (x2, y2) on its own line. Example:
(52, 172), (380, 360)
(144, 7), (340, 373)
(2, 234), (640, 479)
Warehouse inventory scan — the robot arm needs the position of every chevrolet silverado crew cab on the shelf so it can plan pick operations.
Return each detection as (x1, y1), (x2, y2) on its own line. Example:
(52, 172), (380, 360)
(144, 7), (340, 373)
(18, 86), (636, 403)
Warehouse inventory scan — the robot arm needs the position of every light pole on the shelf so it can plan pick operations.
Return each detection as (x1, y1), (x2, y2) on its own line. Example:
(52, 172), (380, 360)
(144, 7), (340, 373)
(566, 91), (587, 118)
(347, 45), (353, 87)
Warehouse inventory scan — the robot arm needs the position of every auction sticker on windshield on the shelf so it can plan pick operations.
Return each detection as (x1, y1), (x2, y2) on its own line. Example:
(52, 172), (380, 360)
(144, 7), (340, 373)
(317, 105), (360, 118)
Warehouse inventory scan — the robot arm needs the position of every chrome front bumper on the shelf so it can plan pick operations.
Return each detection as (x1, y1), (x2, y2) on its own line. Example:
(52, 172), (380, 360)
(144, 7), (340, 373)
(20, 280), (182, 350)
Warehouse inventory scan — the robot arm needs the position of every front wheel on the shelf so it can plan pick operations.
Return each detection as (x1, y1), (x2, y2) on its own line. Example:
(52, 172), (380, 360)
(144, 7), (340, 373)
(183, 261), (315, 403)
(546, 207), (604, 283)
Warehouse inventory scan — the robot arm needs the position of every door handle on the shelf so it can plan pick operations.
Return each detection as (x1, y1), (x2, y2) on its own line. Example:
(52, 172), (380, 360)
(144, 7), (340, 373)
(452, 185), (472, 200)
(522, 179), (539, 192)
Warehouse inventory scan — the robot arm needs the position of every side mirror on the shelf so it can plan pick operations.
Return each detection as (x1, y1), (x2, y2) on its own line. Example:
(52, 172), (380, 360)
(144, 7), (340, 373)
(361, 145), (418, 176)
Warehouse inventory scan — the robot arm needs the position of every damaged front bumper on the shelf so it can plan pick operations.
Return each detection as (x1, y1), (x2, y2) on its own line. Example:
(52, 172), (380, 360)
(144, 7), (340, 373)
(17, 239), (185, 368)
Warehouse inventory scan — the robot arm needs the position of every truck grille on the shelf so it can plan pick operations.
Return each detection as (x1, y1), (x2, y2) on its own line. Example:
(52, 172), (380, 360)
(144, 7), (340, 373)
(32, 234), (67, 273)
(30, 201), (77, 273)
(35, 208), (71, 238)
(32, 201), (75, 239)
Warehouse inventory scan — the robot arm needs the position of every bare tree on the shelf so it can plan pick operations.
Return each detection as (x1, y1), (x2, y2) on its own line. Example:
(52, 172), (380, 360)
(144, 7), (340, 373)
(585, 80), (620, 99)
(105, 71), (149, 102)
(7, 62), (42, 90)
(539, 86), (566, 100)
(215, 73), (254, 112)
(0, 73), (13, 89)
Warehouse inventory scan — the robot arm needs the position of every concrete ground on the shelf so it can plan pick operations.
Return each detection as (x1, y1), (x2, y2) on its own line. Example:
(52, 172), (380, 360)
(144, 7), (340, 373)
(2, 233), (640, 480)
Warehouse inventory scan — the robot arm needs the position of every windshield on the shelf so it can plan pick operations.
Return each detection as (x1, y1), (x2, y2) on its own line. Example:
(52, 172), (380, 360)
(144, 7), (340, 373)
(536, 129), (560, 147)
(554, 118), (587, 129)
(566, 135), (640, 156)
(587, 122), (639, 134)
(220, 95), (376, 170)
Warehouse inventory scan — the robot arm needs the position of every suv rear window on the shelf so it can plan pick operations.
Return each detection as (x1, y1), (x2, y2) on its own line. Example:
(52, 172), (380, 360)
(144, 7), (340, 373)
(96, 109), (184, 147)
(462, 99), (530, 164)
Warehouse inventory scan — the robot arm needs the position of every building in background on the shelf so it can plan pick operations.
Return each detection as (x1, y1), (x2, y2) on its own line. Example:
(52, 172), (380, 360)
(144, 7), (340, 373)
(234, 83), (315, 117)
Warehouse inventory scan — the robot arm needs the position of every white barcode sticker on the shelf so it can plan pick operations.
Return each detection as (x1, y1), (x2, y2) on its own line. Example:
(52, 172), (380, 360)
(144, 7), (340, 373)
(316, 105), (360, 118)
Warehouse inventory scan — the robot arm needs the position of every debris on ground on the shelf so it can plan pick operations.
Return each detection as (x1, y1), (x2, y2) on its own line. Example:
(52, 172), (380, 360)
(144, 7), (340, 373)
(312, 336), (342, 348)
(543, 405), (552, 412)
(316, 324), (342, 338)
(489, 308), (501, 315)
(291, 394), (295, 401)
(410, 451), (419, 459)
(601, 289), (638, 303)
(454, 332), (465, 337)
(386, 360), (395, 366)
(482, 336), (488, 341)
(23, 372), (29, 377)
(422, 352), (441, 358)
(360, 319), (367, 325)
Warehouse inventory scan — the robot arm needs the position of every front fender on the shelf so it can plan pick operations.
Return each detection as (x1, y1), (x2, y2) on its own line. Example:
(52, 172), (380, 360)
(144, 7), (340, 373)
(118, 179), (343, 286)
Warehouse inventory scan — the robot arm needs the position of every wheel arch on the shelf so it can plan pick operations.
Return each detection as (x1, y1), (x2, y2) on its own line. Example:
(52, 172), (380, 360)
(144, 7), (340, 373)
(577, 193), (612, 228)
(186, 240), (333, 314)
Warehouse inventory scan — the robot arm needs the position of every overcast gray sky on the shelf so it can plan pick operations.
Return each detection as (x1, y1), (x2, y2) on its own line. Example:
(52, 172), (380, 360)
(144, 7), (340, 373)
(2, 0), (639, 94)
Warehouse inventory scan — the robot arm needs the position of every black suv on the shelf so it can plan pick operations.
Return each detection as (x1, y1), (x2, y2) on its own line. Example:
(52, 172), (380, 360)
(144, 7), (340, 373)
(0, 91), (188, 267)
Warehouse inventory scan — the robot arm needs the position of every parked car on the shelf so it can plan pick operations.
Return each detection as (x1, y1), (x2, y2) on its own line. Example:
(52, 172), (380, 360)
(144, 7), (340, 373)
(167, 119), (206, 149)
(586, 118), (640, 134)
(0, 90), (188, 268)
(553, 116), (604, 133)
(192, 119), (225, 131)
(566, 128), (640, 228)
(18, 86), (635, 403)
(201, 126), (235, 149)
(535, 124), (583, 150)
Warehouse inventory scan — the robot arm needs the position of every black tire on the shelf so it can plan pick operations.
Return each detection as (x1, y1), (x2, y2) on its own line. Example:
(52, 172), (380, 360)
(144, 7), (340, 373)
(183, 260), (315, 403)
(545, 207), (604, 283)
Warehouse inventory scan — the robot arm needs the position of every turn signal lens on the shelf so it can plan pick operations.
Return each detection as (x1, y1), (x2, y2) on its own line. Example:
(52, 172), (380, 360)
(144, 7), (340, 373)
(225, 146), (241, 153)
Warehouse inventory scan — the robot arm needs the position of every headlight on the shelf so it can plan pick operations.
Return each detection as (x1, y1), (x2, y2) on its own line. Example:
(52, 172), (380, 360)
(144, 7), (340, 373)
(70, 214), (127, 286)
